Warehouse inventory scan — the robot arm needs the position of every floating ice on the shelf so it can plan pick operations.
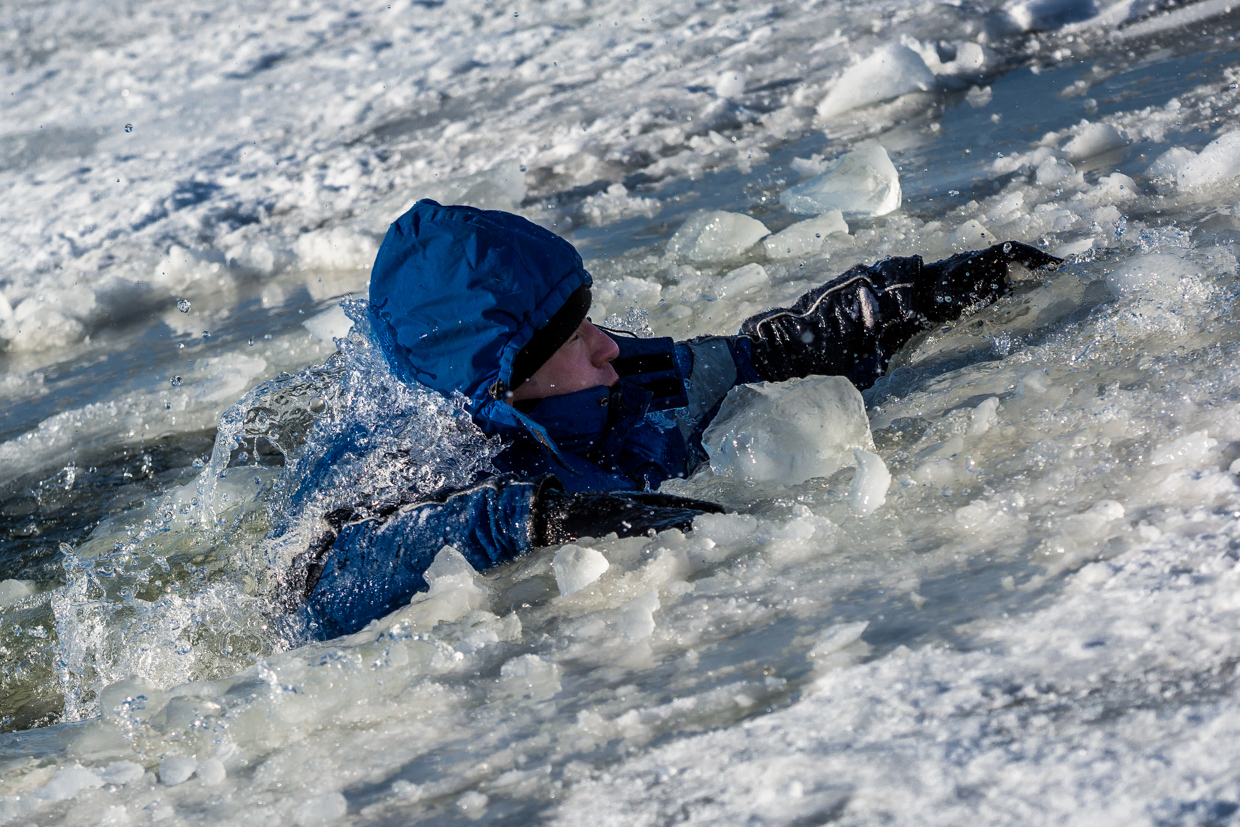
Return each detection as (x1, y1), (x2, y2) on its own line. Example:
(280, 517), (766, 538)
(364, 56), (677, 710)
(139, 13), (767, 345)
(1105, 252), (1198, 297)
(950, 218), (994, 250)
(1177, 130), (1240, 190)
(780, 145), (900, 219)
(35, 764), (104, 801)
(1151, 430), (1218, 468)
(816, 44), (935, 119)
(713, 263), (769, 298)
(500, 654), (562, 699)
(762, 211), (849, 260)
(702, 376), (875, 485)
(159, 755), (197, 786)
(553, 545), (611, 596)
(1146, 146), (1197, 179)
(666, 210), (770, 263)
(848, 449), (891, 515)
(424, 545), (480, 594)
(1062, 121), (1126, 161)
(98, 761), (145, 786)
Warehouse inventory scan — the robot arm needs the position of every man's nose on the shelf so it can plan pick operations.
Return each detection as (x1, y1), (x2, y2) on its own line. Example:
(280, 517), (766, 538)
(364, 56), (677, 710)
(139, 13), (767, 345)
(587, 323), (620, 367)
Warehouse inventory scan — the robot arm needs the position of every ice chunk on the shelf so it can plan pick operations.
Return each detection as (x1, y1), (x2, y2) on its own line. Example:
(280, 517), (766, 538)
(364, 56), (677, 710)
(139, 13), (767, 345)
(713, 263), (769, 298)
(1105, 253), (1198, 297)
(1062, 121), (1126, 161)
(1151, 430), (1217, 467)
(424, 545), (479, 593)
(0, 579), (34, 608)
(1146, 146), (1196, 179)
(950, 219), (994, 250)
(779, 145), (901, 219)
(762, 212), (849, 260)
(159, 755), (197, 786)
(1178, 130), (1240, 190)
(500, 654), (562, 699)
(98, 761), (145, 786)
(667, 210), (770, 263)
(302, 305), (354, 343)
(816, 44), (935, 119)
(293, 792), (348, 825)
(553, 545), (610, 596)
(35, 765), (105, 801)
(969, 396), (1001, 436)
(618, 591), (660, 640)
(714, 70), (746, 99)
(702, 375), (876, 485)
(848, 449), (891, 515)
(197, 758), (227, 786)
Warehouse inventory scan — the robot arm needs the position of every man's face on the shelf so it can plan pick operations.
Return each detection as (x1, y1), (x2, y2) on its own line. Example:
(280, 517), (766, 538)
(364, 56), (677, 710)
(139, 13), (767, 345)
(508, 319), (620, 403)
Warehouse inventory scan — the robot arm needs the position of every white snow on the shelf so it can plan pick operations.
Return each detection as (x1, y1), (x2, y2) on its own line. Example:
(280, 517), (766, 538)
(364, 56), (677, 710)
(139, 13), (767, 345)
(779, 145), (902, 218)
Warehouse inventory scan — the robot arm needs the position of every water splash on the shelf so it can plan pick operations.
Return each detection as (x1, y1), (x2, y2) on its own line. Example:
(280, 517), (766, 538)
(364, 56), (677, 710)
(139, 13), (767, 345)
(42, 299), (498, 723)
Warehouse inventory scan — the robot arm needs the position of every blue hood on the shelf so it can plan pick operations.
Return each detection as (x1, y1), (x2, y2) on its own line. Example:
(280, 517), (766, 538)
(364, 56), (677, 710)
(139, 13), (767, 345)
(368, 199), (592, 408)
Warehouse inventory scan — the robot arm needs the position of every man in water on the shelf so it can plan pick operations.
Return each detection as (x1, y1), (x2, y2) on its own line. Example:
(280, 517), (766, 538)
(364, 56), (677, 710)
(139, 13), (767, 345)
(293, 199), (1058, 638)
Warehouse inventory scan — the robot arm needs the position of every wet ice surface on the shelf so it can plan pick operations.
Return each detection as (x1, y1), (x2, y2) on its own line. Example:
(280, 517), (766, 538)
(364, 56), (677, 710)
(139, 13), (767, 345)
(4, 0), (1240, 823)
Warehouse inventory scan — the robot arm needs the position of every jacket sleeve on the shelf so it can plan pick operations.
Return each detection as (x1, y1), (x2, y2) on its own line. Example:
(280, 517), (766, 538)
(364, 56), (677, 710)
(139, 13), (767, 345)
(301, 475), (544, 639)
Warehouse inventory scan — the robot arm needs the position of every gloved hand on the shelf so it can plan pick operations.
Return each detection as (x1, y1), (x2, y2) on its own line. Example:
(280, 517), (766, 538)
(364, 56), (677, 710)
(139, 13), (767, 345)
(534, 487), (725, 546)
(916, 241), (1061, 321)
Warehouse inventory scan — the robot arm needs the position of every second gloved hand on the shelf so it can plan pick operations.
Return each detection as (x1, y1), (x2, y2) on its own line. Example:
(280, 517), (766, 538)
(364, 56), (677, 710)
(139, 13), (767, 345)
(534, 488), (724, 546)
(916, 241), (1062, 321)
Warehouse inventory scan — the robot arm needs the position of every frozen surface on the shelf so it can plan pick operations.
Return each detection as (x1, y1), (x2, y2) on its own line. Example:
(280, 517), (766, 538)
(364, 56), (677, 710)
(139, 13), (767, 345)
(4, 0), (1240, 824)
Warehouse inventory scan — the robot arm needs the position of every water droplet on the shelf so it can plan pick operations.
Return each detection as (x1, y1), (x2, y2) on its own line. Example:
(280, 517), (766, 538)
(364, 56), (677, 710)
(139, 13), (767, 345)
(170, 375), (183, 386)
(309, 397), (327, 414)
(124, 123), (133, 133)
(815, 233), (822, 239)
(1003, 242), (1012, 254)
(513, 11), (518, 16)
(201, 330), (210, 339)
(948, 189), (960, 197)
(248, 337), (255, 346)
(177, 299), (191, 313)
(192, 457), (205, 469)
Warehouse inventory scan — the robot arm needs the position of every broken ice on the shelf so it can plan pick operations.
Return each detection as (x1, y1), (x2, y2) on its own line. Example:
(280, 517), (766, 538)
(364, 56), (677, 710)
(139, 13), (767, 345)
(779, 145), (901, 219)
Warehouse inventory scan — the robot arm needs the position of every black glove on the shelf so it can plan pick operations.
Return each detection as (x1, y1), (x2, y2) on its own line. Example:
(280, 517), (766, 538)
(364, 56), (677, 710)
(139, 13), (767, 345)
(739, 242), (1062, 389)
(916, 241), (1061, 322)
(534, 488), (725, 546)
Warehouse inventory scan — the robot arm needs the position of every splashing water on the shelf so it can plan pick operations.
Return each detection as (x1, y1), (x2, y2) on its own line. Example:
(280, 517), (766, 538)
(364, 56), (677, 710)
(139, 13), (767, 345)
(39, 300), (498, 724)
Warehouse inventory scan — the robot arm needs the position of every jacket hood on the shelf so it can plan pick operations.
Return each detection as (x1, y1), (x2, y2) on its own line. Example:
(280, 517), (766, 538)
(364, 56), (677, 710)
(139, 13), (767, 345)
(368, 199), (592, 408)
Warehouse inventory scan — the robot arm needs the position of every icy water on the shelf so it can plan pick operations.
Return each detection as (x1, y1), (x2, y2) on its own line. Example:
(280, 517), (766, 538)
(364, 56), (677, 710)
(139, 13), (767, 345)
(5, 0), (1240, 824)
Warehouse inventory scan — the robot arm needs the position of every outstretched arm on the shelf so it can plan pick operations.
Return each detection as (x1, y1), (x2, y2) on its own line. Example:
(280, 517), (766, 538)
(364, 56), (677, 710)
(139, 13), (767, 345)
(735, 241), (1060, 389)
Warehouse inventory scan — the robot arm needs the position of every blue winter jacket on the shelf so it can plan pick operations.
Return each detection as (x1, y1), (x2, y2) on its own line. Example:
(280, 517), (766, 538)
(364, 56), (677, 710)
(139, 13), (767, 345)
(301, 201), (758, 638)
